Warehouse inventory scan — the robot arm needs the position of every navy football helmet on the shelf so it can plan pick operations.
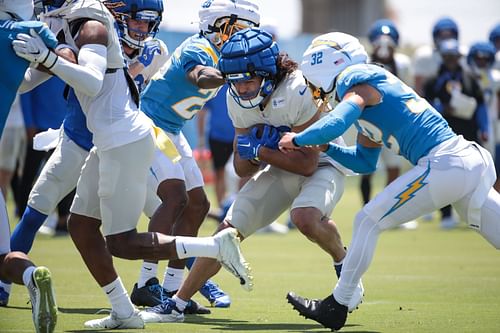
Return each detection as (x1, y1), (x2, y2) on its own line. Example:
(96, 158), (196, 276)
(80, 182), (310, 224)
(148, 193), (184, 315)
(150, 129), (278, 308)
(432, 17), (458, 46)
(489, 23), (500, 50)
(104, 0), (163, 49)
(219, 28), (279, 109)
(467, 41), (496, 72)
(368, 19), (399, 46)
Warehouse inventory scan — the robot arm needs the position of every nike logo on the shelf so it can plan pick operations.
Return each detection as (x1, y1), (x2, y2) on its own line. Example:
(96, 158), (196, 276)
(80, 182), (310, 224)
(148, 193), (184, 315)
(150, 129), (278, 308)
(33, 50), (40, 55)
(299, 87), (307, 95)
(106, 287), (116, 295)
(181, 243), (187, 254)
(144, 267), (152, 271)
(229, 263), (244, 285)
(167, 272), (175, 277)
(240, 143), (251, 147)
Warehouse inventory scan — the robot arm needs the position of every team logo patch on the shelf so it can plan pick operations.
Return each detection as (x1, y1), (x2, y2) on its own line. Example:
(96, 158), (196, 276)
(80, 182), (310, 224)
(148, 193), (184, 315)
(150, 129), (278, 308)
(271, 97), (285, 109)
(381, 162), (431, 219)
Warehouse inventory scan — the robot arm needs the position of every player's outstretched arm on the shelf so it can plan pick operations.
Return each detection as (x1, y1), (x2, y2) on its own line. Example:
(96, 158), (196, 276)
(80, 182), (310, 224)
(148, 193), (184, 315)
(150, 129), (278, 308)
(187, 65), (225, 89)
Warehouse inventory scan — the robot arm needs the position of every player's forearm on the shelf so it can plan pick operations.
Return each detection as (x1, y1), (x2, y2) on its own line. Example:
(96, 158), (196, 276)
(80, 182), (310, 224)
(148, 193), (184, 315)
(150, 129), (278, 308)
(233, 153), (260, 178)
(258, 147), (318, 177)
(193, 67), (224, 89)
(325, 143), (380, 174)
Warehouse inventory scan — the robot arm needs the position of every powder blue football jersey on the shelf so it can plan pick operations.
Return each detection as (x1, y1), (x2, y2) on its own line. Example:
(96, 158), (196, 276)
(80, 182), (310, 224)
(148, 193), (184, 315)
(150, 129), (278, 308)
(140, 34), (220, 134)
(0, 20), (58, 135)
(336, 64), (456, 165)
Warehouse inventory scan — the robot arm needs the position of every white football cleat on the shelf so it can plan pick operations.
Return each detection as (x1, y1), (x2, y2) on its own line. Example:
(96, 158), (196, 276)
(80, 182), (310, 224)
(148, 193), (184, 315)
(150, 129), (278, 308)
(214, 228), (253, 291)
(140, 299), (184, 323)
(84, 309), (144, 329)
(29, 266), (58, 333)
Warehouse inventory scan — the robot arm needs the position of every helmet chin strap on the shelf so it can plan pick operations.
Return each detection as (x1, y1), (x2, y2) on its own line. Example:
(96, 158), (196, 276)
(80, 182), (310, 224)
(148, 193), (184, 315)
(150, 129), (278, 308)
(257, 78), (275, 111)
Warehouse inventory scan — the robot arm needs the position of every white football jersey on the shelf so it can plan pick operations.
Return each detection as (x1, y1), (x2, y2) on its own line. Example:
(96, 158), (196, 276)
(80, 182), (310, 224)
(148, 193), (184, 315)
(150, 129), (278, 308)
(227, 70), (351, 175)
(42, 0), (152, 151)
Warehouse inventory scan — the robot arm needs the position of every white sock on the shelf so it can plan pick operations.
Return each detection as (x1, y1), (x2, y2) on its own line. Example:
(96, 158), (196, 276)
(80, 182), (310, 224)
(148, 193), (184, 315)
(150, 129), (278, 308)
(175, 236), (218, 259)
(22, 266), (36, 287)
(103, 277), (134, 319)
(172, 294), (188, 312)
(162, 267), (184, 292)
(0, 280), (12, 293)
(137, 262), (158, 288)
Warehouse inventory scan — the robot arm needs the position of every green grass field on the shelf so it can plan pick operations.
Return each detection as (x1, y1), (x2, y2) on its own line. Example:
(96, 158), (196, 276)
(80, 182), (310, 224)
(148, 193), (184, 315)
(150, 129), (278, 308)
(1, 176), (500, 333)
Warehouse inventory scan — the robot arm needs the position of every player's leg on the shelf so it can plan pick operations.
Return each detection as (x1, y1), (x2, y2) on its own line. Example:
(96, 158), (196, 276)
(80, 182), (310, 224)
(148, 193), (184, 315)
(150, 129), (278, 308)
(11, 132), (86, 253)
(0, 193), (57, 333)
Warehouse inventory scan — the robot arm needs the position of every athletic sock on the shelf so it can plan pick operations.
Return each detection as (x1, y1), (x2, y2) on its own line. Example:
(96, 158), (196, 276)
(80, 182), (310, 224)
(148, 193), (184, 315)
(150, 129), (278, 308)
(22, 266), (36, 287)
(162, 267), (184, 292)
(103, 277), (134, 318)
(172, 295), (188, 312)
(334, 258), (344, 278)
(185, 257), (195, 270)
(174, 236), (218, 259)
(137, 262), (158, 288)
(11, 207), (48, 253)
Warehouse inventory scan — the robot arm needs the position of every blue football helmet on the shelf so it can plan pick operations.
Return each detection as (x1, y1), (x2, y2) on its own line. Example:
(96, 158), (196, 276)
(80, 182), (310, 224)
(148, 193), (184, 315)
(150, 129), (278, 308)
(368, 19), (399, 46)
(489, 23), (500, 48)
(432, 17), (458, 45)
(467, 41), (496, 71)
(104, 0), (163, 49)
(219, 28), (279, 109)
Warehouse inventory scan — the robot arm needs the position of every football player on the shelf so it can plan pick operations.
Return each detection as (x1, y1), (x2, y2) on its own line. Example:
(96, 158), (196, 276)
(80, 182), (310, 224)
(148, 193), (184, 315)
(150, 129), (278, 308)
(139, 28), (364, 324)
(136, 0), (260, 311)
(280, 32), (500, 331)
(11, 0), (251, 328)
(0, 1), (58, 332)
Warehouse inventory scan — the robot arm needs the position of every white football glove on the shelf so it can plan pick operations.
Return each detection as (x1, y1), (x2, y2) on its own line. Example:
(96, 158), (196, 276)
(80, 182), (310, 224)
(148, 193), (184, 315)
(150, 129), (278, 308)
(12, 29), (58, 69)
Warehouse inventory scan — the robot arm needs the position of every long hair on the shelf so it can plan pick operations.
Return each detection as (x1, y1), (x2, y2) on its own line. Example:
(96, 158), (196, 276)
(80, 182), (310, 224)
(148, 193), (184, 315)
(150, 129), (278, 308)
(275, 52), (298, 84)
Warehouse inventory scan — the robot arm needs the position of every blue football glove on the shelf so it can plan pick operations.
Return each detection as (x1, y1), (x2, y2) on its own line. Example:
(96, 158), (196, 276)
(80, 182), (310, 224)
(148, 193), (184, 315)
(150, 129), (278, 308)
(237, 133), (262, 160)
(138, 40), (161, 67)
(250, 125), (281, 150)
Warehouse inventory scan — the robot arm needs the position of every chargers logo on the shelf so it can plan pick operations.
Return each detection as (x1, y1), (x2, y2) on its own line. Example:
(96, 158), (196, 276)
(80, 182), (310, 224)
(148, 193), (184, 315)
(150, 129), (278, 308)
(311, 39), (342, 50)
(381, 162), (431, 219)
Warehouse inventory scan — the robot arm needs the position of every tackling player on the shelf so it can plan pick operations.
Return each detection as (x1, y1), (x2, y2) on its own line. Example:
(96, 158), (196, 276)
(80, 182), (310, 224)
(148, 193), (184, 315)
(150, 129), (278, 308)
(280, 32), (500, 331)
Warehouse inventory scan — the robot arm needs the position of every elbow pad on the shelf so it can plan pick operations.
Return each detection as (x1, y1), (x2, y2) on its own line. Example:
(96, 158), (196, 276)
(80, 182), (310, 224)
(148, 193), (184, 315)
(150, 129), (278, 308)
(51, 44), (107, 97)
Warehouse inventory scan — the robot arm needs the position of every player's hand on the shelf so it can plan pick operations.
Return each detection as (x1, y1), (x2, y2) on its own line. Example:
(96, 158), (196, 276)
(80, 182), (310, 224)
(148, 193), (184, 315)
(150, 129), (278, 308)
(237, 133), (262, 160)
(250, 125), (280, 150)
(279, 132), (300, 152)
(138, 40), (161, 67)
(12, 29), (58, 68)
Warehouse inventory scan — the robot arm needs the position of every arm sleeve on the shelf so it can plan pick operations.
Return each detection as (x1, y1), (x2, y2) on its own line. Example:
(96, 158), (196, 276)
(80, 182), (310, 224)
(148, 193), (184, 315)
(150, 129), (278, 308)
(325, 143), (381, 174)
(18, 68), (53, 94)
(294, 100), (362, 146)
(50, 44), (107, 97)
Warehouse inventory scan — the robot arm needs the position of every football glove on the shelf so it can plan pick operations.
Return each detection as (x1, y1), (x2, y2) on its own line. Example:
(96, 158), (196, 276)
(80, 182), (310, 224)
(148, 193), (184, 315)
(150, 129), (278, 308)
(138, 40), (161, 67)
(237, 133), (262, 160)
(12, 29), (58, 69)
(250, 125), (281, 150)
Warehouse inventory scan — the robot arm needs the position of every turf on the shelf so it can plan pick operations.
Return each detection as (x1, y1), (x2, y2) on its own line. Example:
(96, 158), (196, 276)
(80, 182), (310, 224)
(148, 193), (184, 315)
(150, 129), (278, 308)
(1, 176), (499, 332)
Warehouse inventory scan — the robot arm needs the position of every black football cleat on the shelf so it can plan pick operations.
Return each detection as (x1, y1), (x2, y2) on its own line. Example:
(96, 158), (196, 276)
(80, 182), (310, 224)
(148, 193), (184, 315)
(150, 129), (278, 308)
(287, 291), (348, 331)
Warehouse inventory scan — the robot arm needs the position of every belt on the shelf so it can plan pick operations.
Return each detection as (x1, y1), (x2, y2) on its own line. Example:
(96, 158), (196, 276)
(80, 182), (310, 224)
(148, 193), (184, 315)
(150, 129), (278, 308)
(105, 68), (120, 74)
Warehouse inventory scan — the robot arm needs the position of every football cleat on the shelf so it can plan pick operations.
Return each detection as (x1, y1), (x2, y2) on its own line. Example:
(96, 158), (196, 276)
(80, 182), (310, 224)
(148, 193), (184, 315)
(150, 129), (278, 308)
(214, 228), (253, 291)
(286, 291), (348, 331)
(199, 280), (231, 308)
(84, 309), (144, 329)
(140, 298), (184, 323)
(0, 285), (9, 307)
(130, 277), (167, 307)
(348, 279), (364, 312)
(29, 267), (58, 333)
(164, 290), (211, 314)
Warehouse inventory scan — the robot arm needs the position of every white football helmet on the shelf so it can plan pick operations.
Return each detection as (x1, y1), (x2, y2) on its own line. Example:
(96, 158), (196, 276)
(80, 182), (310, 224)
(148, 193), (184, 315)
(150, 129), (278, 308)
(0, 0), (34, 20)
(198, 0), (260, 49)
(301, 32), (368, 98)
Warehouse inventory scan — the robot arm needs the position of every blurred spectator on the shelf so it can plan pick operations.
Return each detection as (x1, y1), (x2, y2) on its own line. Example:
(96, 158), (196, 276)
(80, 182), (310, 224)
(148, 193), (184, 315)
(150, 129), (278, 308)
(424, 38), (489, 228)
(489, 23), (500, 70)
(0, 95), (26, 200)
(413, 17), (466, 95)
(361, 19), (417, 230)
(197, 85), (234, 206)
(467, 41), (500, 191)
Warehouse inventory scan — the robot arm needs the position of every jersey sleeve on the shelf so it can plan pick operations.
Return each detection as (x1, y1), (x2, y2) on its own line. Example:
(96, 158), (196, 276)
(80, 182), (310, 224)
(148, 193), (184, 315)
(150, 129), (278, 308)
(335, 65), (381, 99)
(179, 42), (218, 74)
